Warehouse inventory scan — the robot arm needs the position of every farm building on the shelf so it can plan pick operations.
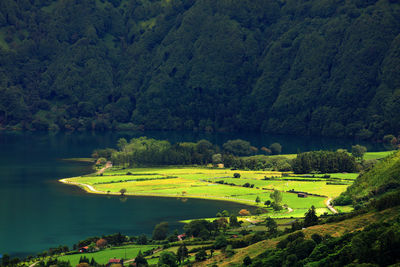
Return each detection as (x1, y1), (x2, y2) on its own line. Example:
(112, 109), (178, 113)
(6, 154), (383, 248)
(106, 258), (124, 267)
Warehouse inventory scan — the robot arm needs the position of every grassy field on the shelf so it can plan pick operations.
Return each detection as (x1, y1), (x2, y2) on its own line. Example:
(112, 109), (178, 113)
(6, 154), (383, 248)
(58, 245), (156, 266)
(64, 166), (353, 218)
(362, 150), (396, 160)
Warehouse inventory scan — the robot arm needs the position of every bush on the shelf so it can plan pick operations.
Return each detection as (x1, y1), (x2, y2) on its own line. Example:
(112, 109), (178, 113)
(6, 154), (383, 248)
(214, 235), (228, 249)
(269, 143), (282, 155)
(333, 194), (353, 206)
(233, 173), (241, 178)
(195, 249), (207, 261)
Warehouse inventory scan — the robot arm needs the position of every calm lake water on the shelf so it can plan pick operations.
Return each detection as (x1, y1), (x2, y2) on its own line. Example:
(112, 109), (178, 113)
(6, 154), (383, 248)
(0, 131), (384, 257)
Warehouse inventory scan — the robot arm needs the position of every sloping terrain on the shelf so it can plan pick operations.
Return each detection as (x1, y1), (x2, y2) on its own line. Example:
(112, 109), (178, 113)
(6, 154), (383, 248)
(0, 0), (400, 138)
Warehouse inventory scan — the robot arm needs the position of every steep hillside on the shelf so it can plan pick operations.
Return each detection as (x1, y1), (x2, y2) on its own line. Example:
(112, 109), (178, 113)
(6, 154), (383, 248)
(1, 0), (400, 139)
(342, 150), (400, 201)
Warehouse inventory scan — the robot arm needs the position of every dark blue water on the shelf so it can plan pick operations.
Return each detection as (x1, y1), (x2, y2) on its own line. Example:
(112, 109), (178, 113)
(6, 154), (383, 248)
(0, 131), (384, 257)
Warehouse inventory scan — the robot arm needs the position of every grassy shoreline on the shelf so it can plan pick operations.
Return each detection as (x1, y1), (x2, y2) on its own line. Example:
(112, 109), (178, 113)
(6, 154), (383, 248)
(59, 165), (351, 218)
(59, 177), (264, 208)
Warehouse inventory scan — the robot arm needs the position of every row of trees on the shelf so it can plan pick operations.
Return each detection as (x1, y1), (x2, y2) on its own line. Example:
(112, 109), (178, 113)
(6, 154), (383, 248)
(98, 137), (284, 167)
(94, 137), (372, 175)
(292, 150), (359, 174)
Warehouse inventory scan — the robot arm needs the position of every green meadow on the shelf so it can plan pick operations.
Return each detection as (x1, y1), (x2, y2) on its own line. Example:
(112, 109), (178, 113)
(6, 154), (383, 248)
(58, 245), (156, 266)
(64, 166), (351, 218)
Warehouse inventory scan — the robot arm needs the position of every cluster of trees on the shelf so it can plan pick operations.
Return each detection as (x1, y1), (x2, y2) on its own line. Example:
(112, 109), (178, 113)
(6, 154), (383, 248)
(292, 150), (358, 174)
(96, 137), (370, 175)
(97, 137), (285, 167)
(109, 137), (218, 166)
(0, 0), (399, 140)
(223, 154), (292, 171)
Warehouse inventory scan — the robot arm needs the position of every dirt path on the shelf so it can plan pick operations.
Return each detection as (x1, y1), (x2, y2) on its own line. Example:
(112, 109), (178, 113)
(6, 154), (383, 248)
(59, 178), (104, 193)
(60, 161), (113, 193)
(97, 161), (112, 174)
(326, 198), (338, 214)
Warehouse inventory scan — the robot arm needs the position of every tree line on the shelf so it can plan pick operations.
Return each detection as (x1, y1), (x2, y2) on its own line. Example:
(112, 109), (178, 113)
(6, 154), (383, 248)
(94, 137), (363, 174)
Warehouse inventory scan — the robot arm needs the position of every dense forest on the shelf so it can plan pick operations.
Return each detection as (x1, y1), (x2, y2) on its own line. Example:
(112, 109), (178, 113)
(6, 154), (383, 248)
(1, 0), (400, 139)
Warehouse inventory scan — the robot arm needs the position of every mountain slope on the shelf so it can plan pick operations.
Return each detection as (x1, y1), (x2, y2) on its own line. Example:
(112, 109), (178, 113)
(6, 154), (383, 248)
(0, 0), (400, 138)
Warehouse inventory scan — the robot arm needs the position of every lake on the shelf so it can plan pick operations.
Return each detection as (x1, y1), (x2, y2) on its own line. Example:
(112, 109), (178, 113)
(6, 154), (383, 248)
(0, 131), (383, 257)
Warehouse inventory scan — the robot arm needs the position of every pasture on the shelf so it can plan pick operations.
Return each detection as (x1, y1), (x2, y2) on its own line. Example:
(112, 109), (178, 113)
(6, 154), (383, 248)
(65, 166), (354, 218)
(58, 245), (156, 266)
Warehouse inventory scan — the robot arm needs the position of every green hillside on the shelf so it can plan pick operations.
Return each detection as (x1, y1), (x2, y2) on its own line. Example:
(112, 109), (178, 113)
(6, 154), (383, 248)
(342, 151), (400, 200)
(0, 0), (399, 139)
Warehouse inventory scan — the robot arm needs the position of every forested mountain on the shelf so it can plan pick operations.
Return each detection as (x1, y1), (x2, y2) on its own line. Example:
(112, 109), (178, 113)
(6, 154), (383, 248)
(1, 0), (400, 139)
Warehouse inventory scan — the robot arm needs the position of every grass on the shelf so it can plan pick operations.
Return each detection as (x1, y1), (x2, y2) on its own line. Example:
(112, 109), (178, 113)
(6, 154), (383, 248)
(64, 166), (352, 218)
(58, 245), (156, 266)
(362, 150), (396, 160)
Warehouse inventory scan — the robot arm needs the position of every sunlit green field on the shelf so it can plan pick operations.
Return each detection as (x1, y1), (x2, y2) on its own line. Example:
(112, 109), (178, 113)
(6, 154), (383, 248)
(363, 150), (396, 160)
(58, 245), (156, 266)
(65, 166), (352, 217)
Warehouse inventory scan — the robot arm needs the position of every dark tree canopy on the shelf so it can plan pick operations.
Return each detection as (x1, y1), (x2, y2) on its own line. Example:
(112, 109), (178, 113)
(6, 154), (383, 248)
(0, 0), (399, 140)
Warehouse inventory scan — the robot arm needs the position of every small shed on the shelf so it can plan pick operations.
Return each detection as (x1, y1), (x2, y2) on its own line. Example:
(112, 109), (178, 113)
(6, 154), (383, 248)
(298, 193), (308, 198)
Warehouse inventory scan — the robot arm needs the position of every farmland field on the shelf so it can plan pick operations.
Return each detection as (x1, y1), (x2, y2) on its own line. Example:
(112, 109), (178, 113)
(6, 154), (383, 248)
(58, 245), (156, 266)
(63, 166), (354, 218)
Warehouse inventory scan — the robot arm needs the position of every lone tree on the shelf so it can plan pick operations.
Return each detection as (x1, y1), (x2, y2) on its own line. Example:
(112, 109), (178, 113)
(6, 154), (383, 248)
(270, 189), (282, 205)
(265, 217), (278, 235)
(352, 145), (367, 160)
(304, 206), (319, 227)
(255, 196), (261, 204)
(119, 188), (127, 196)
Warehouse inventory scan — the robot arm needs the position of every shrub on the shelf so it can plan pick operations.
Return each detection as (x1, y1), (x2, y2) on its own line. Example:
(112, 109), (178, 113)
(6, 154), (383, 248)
(333, 194), (353, 206)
